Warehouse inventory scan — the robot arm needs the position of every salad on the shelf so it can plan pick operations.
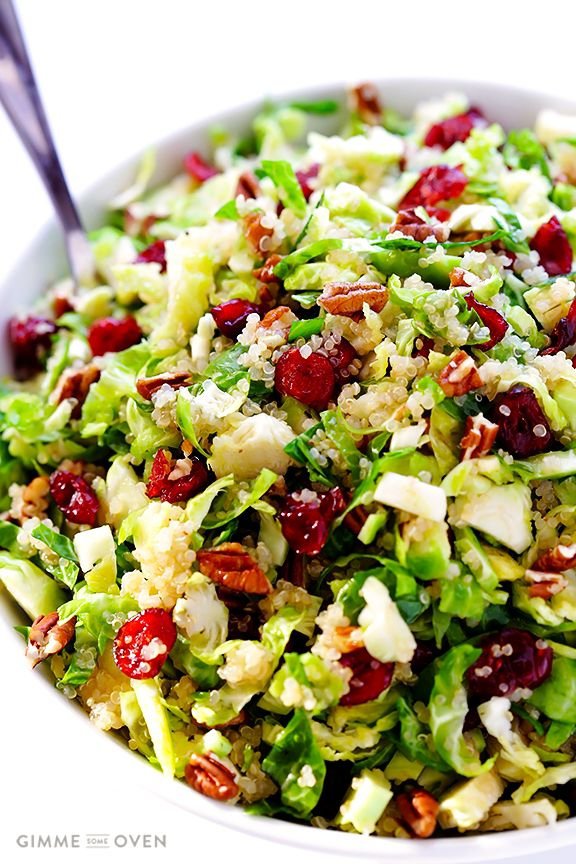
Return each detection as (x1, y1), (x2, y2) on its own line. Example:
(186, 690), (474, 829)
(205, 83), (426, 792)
(2, 83), (576, 839)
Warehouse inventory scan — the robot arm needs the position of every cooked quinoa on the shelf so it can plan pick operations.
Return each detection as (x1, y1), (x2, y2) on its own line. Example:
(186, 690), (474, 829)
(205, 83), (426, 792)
(3, 84), (576, 838)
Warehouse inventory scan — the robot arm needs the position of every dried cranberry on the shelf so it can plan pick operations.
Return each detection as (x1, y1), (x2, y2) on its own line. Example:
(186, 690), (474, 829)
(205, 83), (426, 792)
(211, 299), (260, 338)
(184, 151), (219, 183)
(530, 216), (573, 277)
(410, 641), (438, 674)
(319, 337), (358, 384)
(146, 449), (209, 503)
(428, 207), (451, 222)
(489, 386), (552, 458)
(8, 316), (57, 379)
(135, 240), (167, 273)
(466, 628), (553, 699)
(399, 165), (468, 211)
(413, 335), (435, 358)
(424, 108), (485, 150)
(465, 293), (508, 349)
(541, 298), (576, 356)
(274, 347), (336, 410)
(340, 648), (394, 705)
(87, 316), (142, 356)
(113, 609), (177, 679)
(278, 487), (345, 555)
(49, 470), (99, 526)
(296, 164), (320, 201)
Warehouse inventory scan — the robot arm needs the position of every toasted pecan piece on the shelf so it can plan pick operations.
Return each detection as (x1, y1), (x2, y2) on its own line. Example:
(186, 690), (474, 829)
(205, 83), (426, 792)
(390, 209), (450, 243)
(438, 350), (482, 397)
(449, 266), (473, 288)
(253, 254), (283, 284)
(53, 364), (101, 419)
(136, 371), (192, 401)
(460, 414), (499, 460)
(525, 569), (568, 600)
(244, 211), (274, 254)
(197, 542), (273, 594)
(185, 753), (239, 801)
(349, 82), (382, 125)
(318, 281), (388, 317)
(11, 476), (51, 523)
(397, 787), (439, 838)
(258, 305), (295, 332)
(333, 625), (364, 654)
(236, 170), (261, 200)
(26, 612), (76, 668)
(532, 543), (576, 573)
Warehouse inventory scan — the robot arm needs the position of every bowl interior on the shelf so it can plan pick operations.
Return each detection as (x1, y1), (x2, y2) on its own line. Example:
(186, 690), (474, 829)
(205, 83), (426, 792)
(2, 78), (576, 862)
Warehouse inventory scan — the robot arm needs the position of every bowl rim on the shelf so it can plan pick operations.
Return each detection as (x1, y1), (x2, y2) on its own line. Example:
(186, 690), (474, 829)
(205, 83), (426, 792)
(2, 75), (576, 862)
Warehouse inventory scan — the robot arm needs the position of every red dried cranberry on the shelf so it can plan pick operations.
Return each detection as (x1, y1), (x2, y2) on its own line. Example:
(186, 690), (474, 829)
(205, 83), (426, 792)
(49, 470), (99, 526)
(113, 609), (176, 679)
(87, 316), (142, 356)
(424, 108), (485, 151)
(399, 165), (468, 211)
(274, 347), (335, 410)
(278, 487), (346, 555)
(135, 240), (166, 273)
(296, 164), (320, 201)
(211, 299), (260, 338)
(465, 293), (508, 349)
(146, 449), (209, 503)
(320, 337), (358, 383)
(413, 335), (435, 358)
(410, 641), (438, 674)
(427, 207), (451, 222)
(466, 628), (553, 699)
(490, 386), (552, 458)
(530, 216), (573, 277)
(8, 316), (57, 379)
(541, 298), (576, 356)
(340, 648), (394, 705)
(184, 151), (219, 183)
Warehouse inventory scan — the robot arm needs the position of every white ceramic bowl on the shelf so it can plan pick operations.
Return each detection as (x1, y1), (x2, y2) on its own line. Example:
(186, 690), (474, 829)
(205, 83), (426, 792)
(2, 78), (576, 863)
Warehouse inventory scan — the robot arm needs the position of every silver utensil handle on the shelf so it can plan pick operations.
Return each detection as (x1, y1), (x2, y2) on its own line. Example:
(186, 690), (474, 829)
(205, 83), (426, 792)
(0, 0), (94, 285)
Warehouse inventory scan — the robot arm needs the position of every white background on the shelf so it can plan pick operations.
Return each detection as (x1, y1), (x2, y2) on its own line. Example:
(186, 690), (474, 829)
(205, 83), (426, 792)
(1, 1), (576, 862)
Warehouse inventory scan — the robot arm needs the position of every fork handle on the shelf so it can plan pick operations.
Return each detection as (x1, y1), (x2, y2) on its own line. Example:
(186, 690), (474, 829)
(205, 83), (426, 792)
(0, 0), (94, 285)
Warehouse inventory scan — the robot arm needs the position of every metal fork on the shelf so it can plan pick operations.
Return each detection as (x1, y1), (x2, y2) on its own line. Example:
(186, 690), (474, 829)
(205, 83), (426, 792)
(0, 0), (94, 285)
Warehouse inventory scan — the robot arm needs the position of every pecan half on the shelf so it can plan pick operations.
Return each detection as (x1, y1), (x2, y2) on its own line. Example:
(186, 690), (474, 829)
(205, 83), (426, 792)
(397, 787), (439, 838)
(318, 281), (388, 317)
(533, 543), (576, 573)
(185, 753), (239, 801)
(525, 569), (568, 600)
(244, 211), (274, 255)
(136, 371), (192, 401)
(253, 254), (283, 284)
(236, 170), (261, 200)
(53, 364), (101, 418)
(390, 209), (450, 243)
(438, 350), (482, 397)
(197, 542), (273, 594)
(26, 612), (76, 668)
(349, 82), (382, 125)
(460, 414), (499, 460)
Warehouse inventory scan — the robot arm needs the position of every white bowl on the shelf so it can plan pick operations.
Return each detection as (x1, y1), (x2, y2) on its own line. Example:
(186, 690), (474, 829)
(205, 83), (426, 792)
(2, 78), (576, 862)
